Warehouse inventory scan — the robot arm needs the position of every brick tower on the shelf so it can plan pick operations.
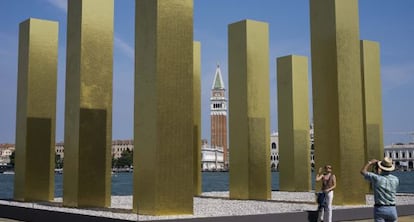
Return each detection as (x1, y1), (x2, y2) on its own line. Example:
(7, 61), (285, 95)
(210, 64), (228, 167)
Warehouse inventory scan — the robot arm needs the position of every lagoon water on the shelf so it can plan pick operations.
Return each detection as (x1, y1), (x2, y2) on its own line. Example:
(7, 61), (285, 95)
(1, 171), (413, 199)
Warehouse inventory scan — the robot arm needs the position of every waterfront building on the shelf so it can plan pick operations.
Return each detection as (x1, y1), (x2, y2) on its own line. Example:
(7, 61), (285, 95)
(270, 131), (279, 171)
(384, 143), (414, 171)
(55, 142), (64, 159)
(210, 65), (228, 167)
(201, 140), (224, 171)
(112, 140), (133, 159)
(0, 144), (14, 165)
(54, 140), (134, 160)
(271, 124), (315, 171)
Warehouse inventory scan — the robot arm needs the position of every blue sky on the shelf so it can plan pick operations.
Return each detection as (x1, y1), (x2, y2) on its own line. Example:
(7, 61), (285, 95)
(0, 0), (413, 146)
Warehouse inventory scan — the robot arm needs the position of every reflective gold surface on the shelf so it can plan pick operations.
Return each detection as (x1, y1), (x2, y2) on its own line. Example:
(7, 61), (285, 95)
(310, 0), (366, 204)
(361, 40), (383, 161)
(63, 0), (113, 208)
(228, 20), (270, 200)
(193, 41), (202, 196)
(14, 18), (58, 202)
(277, 55), (311, 192)
(134, 0), (194, 215)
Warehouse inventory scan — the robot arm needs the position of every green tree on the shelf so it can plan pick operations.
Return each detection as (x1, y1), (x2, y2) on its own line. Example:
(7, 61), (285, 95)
(9, 151), (15, 167)
(115, 149), (133, 168)
(112, 155), (116, 168)
(55, 154), (64, 169)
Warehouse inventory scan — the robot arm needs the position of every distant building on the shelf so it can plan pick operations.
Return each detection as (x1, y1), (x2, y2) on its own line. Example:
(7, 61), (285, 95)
(55, 140), (134, 160)
(270, 124), (315, 171)
(0, 144), (15, 165)
(270, 131), (279, 171)
(384, 143), (414, 171)
(210, 64), (228, 167)
(201, 141), (225, 171)
(112, 140), (133, 159)
(56, 142), (64, 159)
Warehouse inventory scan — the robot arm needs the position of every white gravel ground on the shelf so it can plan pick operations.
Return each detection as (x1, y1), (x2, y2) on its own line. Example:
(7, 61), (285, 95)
(1, 191), (414, 221)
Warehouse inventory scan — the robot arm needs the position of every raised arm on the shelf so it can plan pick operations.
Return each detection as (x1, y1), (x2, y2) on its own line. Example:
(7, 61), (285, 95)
(315, 167), (324, 181)
(360, 159), (378, 175)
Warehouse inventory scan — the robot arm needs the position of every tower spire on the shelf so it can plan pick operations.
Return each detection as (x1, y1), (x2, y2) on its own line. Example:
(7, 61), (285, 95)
(212, 64), (225, 90)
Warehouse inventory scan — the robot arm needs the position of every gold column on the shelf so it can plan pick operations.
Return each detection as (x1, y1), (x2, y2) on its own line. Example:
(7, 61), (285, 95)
(63, 0), (114, 207)
(133, 0), (194, 215)
(193, 41), (202, 196)
(361, 40), (383, 161)
(277, 55), (311, 192)
(310, 0), (366, 204)
(228, 20), (270, 200)
(14, 18), (58, 202)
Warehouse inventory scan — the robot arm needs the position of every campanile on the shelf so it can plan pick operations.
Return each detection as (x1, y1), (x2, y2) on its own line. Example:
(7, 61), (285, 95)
(210, 65), (228, 167)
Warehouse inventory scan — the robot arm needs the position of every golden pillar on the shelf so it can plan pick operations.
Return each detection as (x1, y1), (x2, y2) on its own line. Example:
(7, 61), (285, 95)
(63, 0), (114, 207)
(193, 41), (202, 196)
(14, 18), (58, 202)
(133, 0), (194, 215)
(310, 0), (366, 204)
(228, 20), (270, 200)
(361, 40), (383, 161)
(277, 55), (311, 192)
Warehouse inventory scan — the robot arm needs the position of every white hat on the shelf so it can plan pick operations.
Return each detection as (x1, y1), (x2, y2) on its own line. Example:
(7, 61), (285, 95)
(377, 157), (395, 172)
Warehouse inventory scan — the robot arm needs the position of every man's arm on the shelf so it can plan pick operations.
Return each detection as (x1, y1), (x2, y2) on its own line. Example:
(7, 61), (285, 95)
(360, 159), (378, 175)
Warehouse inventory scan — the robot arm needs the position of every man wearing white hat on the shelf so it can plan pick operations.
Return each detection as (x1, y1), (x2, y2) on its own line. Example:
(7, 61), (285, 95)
(361, 157), (400, 222)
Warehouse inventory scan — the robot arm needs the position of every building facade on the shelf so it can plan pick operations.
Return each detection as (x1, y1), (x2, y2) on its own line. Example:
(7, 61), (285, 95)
(270, 124), (315, 171)
(112, 140), (134, 159)
(201, 139), (225, 171)
(384, 143), (414, 171)
(55, 142), (64, 159)
(0, 144), (14, 165)
(270, 131), (279, 171)
(210, 65), (228, 167)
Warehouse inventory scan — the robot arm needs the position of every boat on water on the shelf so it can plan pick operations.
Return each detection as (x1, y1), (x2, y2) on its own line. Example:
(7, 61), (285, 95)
(2, 171), (14, 175)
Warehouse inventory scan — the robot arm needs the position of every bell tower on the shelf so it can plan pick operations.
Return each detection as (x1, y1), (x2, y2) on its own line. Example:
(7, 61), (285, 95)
(210, 64), (228, 167)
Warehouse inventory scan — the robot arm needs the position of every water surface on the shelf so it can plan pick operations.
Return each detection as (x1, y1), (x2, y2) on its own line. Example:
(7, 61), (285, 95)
(1, 171), (413, 199)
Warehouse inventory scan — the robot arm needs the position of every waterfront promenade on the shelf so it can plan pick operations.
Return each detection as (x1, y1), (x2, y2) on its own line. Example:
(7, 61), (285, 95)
(1, 191), (414, 222)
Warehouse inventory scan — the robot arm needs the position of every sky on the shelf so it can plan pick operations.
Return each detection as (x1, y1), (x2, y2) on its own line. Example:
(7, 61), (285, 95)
(0, 0), (414, 146)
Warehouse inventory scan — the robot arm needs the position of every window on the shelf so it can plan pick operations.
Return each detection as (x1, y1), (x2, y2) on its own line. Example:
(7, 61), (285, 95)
(271, 143), (276, 149)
